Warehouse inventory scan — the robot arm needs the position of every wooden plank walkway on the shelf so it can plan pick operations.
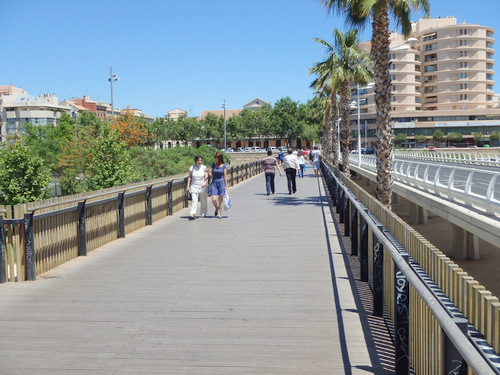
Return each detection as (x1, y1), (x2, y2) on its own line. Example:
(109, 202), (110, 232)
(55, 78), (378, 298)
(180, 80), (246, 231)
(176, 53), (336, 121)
(0, 165), (394, 374)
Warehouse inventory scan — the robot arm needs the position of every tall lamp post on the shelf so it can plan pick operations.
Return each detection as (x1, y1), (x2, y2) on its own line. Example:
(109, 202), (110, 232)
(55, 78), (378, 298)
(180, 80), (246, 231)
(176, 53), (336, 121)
(221, 100), (227, 150)
(108, 66), (119, 116)
(356, 83), (361, 167)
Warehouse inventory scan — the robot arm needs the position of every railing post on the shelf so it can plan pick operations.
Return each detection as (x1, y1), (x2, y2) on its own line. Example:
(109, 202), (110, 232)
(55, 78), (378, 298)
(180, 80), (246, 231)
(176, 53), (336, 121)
(184, 177), (189, 208)
(77, 201), (87, 257)
(338, 189), (345, 223)
(394, 252), (410, 375)
(236, 166), (240, 184)
(230, 167), (234, 187)
(372, 227), (384, 317)
(118, 192), (125, 238)
(24, 212), (36, 281)
(146, 186), (152, 226)
(168, 181), (173, 216)
(444, 318), (469, 375)
(0, 215), (5, 283)
(350, 205), (358, 256)
(343, 196), (350, 236)
(359, 213), (369, 282)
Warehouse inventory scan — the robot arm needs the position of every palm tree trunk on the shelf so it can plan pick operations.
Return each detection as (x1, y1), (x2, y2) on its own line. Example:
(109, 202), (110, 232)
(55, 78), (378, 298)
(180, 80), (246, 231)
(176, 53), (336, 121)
(340, 80), (351, 176)
(371, 5), (393, 209)
(330, 102), (339, 167)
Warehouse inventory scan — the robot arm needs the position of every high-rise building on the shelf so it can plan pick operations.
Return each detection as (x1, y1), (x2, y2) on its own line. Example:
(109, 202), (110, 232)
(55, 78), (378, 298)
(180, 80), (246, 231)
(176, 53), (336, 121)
(350, 17), (499, 148)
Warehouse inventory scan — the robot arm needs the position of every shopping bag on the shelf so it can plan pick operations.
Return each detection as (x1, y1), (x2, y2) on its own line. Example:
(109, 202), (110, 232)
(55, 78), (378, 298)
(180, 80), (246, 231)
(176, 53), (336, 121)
(223, 191), (231, 211)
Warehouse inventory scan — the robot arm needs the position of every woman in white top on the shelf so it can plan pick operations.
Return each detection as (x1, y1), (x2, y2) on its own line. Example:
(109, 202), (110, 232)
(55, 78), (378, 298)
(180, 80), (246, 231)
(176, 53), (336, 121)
(186, 155), (209, 219)
(297, 150), (306, 178)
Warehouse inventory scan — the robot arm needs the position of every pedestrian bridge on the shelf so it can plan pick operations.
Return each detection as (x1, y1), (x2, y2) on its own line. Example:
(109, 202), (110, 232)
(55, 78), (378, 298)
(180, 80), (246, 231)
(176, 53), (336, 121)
(0, 161), (498, 374)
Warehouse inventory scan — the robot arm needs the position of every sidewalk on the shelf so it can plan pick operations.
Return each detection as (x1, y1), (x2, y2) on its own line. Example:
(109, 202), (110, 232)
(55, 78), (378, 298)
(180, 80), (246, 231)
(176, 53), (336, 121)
(0, 166), (394, 374)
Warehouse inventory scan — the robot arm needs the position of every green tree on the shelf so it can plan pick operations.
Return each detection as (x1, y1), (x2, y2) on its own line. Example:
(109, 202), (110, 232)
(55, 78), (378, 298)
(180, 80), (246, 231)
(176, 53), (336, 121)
(270, 97), (302, 147)
(393, 133), (407, 147)
(320, 0), (430, 207)
(433, 129), (445, 145)
(24, 112), (75, 174)
(489, 131), (500, 145)
(0, 141), (51, 204)
(414, 134), (427, 145)
(473, 132), (483, 145)
(446, 132), (462, 145)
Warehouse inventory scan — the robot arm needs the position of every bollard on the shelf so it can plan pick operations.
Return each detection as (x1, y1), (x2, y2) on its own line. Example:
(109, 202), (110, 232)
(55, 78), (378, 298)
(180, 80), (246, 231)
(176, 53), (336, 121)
(167, 181), (173, 216)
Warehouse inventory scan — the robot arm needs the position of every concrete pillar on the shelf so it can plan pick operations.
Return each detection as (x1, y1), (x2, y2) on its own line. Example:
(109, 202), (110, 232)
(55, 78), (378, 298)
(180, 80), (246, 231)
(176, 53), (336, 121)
(451, 223), (480, 260)
(409, 201), (428, 225)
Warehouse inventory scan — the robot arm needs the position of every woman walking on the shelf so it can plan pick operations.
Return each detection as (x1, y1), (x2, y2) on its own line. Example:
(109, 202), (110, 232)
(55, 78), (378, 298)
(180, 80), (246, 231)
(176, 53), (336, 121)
(209, 152), (227, 218)
(186, 155), (208, 219)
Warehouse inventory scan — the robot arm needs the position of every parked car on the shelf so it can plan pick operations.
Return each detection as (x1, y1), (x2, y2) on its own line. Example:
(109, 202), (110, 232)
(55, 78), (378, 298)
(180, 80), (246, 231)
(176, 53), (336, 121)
(236, 147), (245, 152)
(278, 146), (288, 152)
(362, 148), (375, 154)
(266, 147), (277, 153)
(250, 147), (262, 152)
(427, 146), (435, 151)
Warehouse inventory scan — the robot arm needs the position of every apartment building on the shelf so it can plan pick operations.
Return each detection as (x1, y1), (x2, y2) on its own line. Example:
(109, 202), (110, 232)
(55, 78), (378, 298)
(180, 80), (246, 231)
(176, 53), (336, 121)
(0, 88), (70, 142)
(350, 16), (499, 147)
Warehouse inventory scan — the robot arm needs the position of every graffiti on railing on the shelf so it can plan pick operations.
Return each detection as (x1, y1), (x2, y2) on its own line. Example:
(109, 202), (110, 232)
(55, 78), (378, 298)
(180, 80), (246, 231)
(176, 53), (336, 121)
(395, 269), (410, 370)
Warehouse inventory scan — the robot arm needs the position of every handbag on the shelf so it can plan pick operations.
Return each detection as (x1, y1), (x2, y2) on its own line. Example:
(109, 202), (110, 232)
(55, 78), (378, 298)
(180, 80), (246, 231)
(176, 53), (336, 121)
(223, 191), (231, 211)
(187, 191), (192, 201)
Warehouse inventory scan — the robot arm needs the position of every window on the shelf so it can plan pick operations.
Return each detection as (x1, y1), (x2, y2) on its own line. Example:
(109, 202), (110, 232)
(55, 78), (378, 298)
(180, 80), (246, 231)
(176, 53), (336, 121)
(423, 33), (437, 41)
(415, 97), (421, 103)
(424, 65), (437, 73)
(459, 73), (468, 79)
(424, 86), (437, 93)
(425, 43), (437, 51)
(424, 75), (437, 83)
(459, 51), (468, 57)
(390, 64), (396, 70)
(425, 54), (437, 62)
(486, 74), (493, 80)
(487, 42), (494, 48)
(459, 94), (468, 100)
(459, 40), (468, 46)
(459, 62), (468, 68)
(487, 95), (493, 101)
(459, 29), (468, 35)
(459, 83), (468, 90)
(487, 52), (494, 59)
(487, 31), (494, 38)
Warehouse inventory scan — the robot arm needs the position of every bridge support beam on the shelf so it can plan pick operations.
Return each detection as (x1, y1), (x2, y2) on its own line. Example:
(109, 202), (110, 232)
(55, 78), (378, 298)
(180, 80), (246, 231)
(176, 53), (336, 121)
(451, 223), (479, 260)
(409, 202), (428, 225)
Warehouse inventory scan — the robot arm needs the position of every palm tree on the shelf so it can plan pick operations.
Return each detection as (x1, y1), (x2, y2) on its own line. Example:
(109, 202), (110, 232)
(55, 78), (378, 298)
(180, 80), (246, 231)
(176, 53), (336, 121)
(310, 44), (341, 166)
(320, 0), (430, 208)
(333, 28), (371, 176)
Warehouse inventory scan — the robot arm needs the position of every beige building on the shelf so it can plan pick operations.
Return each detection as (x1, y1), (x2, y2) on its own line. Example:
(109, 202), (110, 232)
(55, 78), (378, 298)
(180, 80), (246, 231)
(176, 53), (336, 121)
(351, 17), (499, 147)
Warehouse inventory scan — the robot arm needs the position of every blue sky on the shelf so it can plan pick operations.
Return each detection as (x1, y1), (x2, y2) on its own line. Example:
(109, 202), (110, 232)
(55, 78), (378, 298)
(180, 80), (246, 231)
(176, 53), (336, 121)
(2, 0), (499, 118)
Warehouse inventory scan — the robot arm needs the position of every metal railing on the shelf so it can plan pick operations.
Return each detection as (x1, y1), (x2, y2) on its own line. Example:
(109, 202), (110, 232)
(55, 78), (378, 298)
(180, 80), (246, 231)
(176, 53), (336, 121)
(350, 154), (500, 217)
(322, 161), (499, 375)
(0, 161), (263, 283)
(395, 149), (500, 167)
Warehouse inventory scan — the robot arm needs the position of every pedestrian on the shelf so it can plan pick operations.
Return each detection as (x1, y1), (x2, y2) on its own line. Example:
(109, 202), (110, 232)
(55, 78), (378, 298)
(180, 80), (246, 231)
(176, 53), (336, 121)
(297, 150), (306, 178)
(208, 152), (227, 219)
(311, 145), (322, 178)
(186, 155), (209, 219)
(262, 150), (282, 195)
(283, 148), (300, 195)
(278, 150), (284, 165)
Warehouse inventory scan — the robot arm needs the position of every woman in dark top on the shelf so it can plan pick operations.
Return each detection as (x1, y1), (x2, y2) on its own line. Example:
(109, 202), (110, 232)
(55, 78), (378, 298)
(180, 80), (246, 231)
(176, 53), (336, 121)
(208, 152), (227, 218)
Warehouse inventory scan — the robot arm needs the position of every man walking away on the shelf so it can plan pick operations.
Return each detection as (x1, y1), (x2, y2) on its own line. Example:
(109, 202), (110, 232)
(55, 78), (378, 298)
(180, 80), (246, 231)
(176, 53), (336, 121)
(311, 146), (322, 178)
(283, 148), (300, 195)
(262, 150), (281, 195)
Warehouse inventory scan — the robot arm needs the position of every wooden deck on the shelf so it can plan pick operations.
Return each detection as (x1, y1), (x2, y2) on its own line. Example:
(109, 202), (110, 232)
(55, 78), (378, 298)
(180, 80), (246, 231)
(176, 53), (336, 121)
(0, 166), (394, 374)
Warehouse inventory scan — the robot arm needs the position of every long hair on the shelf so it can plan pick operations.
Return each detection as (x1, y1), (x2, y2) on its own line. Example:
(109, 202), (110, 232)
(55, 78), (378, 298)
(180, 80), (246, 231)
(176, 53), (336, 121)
(214, 152), (224, 164)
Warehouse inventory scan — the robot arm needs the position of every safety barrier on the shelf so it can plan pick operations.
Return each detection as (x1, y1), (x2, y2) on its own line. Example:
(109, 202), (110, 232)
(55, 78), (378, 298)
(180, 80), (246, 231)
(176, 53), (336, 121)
(0, 161), (262, 283)
(350, 154), (500, 217)
(395, 149), (500, 167)
(322, 161), (500, 375)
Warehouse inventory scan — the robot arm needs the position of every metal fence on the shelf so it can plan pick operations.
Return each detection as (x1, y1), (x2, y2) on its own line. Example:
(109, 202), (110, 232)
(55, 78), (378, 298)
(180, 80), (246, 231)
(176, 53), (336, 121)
(322, 160), (499, 375)
(0, 161), (262, 283)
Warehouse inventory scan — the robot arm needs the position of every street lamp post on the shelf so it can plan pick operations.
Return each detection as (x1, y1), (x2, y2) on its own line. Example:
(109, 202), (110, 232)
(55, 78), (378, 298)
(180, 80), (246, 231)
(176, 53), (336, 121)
(108, 66), (119, 116)
(221, 100), (227, 150)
